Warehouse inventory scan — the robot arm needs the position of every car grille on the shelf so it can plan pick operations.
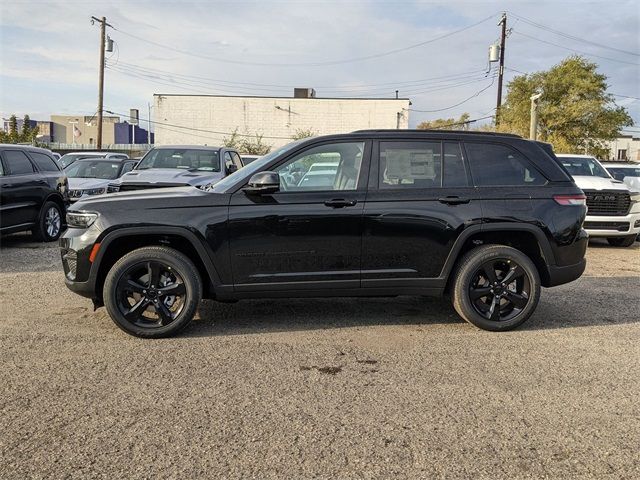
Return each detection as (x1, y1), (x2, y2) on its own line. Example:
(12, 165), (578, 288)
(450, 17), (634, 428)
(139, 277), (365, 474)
(583, 221), (630, 232)
(584, 190), (631, 216)
(118, 183), (186, 192)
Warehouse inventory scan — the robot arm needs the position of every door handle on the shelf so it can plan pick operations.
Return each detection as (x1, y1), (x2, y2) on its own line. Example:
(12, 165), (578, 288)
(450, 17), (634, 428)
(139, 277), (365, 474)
(438, 196), (470, 205)
(324, 198), (357, 208)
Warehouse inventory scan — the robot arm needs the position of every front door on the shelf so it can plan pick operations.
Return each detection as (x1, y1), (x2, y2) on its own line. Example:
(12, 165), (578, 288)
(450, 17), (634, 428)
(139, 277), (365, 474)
(361, 140), (482, 289)
(228, 140), (370, 292)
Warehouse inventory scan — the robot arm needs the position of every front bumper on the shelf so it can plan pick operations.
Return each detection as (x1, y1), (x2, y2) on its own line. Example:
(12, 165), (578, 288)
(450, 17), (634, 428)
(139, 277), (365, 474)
(59, 227), (101, 299)
(583, 211), (640, 237)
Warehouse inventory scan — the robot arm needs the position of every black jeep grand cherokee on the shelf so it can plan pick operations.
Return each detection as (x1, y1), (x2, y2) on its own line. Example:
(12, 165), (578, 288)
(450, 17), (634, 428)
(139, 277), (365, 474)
(61, 131), (588, 337)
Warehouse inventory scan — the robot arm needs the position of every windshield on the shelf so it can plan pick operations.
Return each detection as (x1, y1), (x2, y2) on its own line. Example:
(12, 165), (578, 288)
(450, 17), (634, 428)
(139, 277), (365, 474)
(65, 160), (123, 180)
(606, 166), (640, 181)
(559, 157), (611, 178)
(136, 148), (220, 171)
(59, 153), (104, 168)
(207, 139), (306, 193)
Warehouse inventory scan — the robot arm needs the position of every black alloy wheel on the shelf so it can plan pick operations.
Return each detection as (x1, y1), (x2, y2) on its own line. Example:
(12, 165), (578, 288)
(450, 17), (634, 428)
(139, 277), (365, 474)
(468, 258), (531, 322)
(104, 246), (202, 338)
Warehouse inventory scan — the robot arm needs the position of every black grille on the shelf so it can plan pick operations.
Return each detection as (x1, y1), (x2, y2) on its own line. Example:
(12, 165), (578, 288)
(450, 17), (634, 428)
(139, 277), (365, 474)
(118, 183), (185, 192)
(584, 190), (631, 216)
(583, 221), (630, 232)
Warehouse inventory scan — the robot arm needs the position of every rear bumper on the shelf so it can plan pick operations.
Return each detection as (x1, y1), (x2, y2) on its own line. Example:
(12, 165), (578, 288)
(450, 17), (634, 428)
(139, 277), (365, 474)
(546, 258), (587, 287)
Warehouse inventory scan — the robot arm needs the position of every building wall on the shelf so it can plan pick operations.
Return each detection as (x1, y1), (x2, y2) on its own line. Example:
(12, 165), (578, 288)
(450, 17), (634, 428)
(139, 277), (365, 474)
(605, 135), (640, 161)
(50, 115), (120, 145)
(114, 122), (154, 144)
(153, 94), (410, 149)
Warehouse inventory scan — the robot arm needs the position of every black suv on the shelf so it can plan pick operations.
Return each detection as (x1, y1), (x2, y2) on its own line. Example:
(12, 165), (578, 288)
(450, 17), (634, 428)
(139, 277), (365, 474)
(1, 145), (69, 241)
(60, 131), (588, 337)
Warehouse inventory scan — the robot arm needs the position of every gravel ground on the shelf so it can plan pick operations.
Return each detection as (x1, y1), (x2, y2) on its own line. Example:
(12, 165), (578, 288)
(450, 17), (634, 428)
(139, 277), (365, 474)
(1, 233), (639, 479)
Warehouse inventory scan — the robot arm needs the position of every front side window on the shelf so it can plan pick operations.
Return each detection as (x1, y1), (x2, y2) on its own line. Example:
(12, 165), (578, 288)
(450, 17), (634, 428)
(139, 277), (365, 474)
(121, 162), (135, 175)
(30, 152), (60, 172)
(466, 142), (547, 186)
(380, 141), (441, 189)
(136, 148), (220, 172)
(275, 141), (365, 192)
(3, 150), (34, 175)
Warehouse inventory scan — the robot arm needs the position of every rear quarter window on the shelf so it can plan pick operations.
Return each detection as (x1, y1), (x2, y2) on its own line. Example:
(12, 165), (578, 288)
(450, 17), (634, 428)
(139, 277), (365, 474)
(465, 142), (547, 186)
(30, 152), (61, 172)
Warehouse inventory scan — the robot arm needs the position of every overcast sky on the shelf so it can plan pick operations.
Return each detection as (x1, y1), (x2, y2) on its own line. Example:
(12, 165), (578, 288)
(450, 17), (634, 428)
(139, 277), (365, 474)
(1, 0), (638, 132)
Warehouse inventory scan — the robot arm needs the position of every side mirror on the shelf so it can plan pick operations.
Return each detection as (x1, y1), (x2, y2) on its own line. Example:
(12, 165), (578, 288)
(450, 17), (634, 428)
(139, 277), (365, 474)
(244, 171), (280, 195)
(226, 164), (238, 175)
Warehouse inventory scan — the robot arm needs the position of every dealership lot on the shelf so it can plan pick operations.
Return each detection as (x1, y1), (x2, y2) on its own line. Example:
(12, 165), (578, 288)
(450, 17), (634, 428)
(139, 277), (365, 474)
(1, 235), (639, 479)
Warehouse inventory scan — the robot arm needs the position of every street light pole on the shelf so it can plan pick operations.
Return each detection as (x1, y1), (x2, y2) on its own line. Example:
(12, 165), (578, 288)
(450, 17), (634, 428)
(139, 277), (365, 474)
(529, 92), (542, 140)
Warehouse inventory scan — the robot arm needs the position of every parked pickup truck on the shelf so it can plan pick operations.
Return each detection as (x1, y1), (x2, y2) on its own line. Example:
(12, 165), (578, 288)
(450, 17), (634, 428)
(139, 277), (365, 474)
(107, 145), (242, 193)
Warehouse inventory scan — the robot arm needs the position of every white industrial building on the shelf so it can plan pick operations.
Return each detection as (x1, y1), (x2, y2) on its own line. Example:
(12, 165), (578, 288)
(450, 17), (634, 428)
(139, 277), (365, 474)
(605, 134), (640, 161)
(153, 89), (410, 149)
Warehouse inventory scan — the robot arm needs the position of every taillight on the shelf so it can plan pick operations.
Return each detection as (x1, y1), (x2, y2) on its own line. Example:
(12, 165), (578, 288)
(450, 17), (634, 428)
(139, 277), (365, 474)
(553, 194), (587, 206)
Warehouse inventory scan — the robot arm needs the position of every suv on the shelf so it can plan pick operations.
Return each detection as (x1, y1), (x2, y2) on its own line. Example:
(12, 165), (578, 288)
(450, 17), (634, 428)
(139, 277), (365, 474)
(107, 146), (242, 193)
(59, 152), (129, 168)
(61, 131), (588, 337)
(557, 154), (640, 247)
(1, 144), (69, 241)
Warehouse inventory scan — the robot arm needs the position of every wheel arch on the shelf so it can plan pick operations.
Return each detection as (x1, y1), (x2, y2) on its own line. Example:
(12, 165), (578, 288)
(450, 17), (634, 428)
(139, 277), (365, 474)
(441, 223), (555, 289)
(93, 227), (220, 301)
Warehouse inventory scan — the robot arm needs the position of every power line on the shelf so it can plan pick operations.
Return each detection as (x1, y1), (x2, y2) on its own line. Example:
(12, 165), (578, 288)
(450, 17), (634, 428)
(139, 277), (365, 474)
(611, 93), (640, 101)
(512, 31), (639, 66)
(110, 13), (498, 67)
(409, 77), (496, 113)
(431, 115), (495, 129)
(508, 12), (639, 57)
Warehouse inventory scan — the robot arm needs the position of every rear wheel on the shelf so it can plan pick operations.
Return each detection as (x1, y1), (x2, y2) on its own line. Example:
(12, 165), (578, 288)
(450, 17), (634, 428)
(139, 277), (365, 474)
(451, 245), (541, 331)
(607, 235), (636, 247)
(104, 246), (202, 338)
(32, 201), (63, 242)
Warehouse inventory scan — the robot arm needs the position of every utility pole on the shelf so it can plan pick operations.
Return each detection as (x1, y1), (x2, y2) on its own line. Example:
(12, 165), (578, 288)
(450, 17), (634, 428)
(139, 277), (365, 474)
(91, 16), (110, 149)
(495, 12), (507, 125)
(529, 93), (542, 140)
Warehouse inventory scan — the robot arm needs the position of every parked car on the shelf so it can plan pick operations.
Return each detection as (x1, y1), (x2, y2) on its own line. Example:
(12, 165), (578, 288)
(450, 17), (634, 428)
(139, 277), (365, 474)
(295, 170), (337, 189)
(557, 154), (640, 247)
(51, 152), (62, 162)
(65, 157), (138, 202)
(604, 162), (640, 191)
(107, 146), (242, 193)
(61, 130), (589, 338)
(59, 152), (129, 169)
(1, 144), (69, 241)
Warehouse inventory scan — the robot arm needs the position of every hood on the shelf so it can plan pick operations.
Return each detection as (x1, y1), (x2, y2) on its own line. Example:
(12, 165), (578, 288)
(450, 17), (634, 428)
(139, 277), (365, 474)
(572, 175), (630, 191)
(68, 177), (110, 190)
(622, 176), (640, 191)
(119, 168), (224, 186)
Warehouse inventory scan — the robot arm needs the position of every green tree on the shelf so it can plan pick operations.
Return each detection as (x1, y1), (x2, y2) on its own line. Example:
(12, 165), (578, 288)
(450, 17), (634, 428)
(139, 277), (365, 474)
(1, 114), (40, 144)
(499, 56), (632, 157)
(8, 114), (19, 143)
(20, 115), (39, 143)
(417, 113), (471, 130)
(222, 128), (241, 149)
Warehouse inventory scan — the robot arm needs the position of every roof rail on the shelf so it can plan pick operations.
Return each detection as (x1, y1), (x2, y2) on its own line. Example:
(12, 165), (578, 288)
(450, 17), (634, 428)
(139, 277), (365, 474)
(352, 129), (522, 138)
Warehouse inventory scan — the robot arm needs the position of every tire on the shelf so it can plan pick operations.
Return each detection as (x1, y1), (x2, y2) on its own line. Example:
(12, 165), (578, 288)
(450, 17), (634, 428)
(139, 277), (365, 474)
(32, 201), (63, 242)
(607, 235), (637, 247)
(451, 245), (541, 332)
(103, 246), (202, 338)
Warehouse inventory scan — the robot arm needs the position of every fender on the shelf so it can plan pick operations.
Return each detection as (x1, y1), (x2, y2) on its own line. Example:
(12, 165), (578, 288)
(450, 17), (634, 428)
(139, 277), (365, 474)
(93, 225), (222, 286)
(438, 222), (555, 280)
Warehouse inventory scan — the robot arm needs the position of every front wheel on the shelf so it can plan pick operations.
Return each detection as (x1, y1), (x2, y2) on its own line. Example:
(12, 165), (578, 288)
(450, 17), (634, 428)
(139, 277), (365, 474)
(104, 246), (202, 338)
(607, 235), (637, 247)
(451, 245), (541, 331)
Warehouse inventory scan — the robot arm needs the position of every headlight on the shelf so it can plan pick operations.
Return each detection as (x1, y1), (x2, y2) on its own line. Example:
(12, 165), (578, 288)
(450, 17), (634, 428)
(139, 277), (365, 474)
(66, 211), (99, 228)
(630, 192), (640, 203)
(83, 188), (106, 196)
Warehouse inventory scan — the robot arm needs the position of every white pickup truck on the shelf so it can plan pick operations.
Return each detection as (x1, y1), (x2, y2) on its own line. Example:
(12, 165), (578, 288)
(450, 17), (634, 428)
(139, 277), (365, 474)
(557, 154), (640, 247)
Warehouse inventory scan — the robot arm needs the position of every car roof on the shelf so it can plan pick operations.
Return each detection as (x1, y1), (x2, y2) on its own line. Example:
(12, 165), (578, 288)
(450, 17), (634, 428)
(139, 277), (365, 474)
(603, 162), (640, 167)
(152, 145), (225, 151)
(352, 129), (522, 138)
(556, 154), (598, 158)
(0, 144), (57, 155)
(70, 156), (132, 163)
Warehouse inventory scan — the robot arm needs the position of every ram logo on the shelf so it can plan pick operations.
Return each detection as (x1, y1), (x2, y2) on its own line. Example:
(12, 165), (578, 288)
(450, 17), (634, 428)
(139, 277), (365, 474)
(593, 195), (616, 202)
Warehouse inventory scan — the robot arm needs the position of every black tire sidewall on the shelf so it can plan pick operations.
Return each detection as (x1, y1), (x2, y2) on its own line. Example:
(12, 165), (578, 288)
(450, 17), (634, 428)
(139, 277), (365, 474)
(34, 201), (63, 242)
(607, 236), (636, 247)
(103, 247), (202, 338)
(452, 245), (541, 331)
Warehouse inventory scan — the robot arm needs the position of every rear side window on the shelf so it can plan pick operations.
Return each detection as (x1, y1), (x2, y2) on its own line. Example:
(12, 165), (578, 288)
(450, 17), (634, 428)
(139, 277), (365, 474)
(30, 152), (60, 172)
(3, 150), (35, 175)
(465, 142), (547, 186)
(380, 141), (442, 188)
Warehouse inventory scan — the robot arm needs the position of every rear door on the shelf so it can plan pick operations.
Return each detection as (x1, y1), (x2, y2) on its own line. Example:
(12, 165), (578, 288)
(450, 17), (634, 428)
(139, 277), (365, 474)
(361, 140), (482, 290)
(0, 150), (41, 230)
